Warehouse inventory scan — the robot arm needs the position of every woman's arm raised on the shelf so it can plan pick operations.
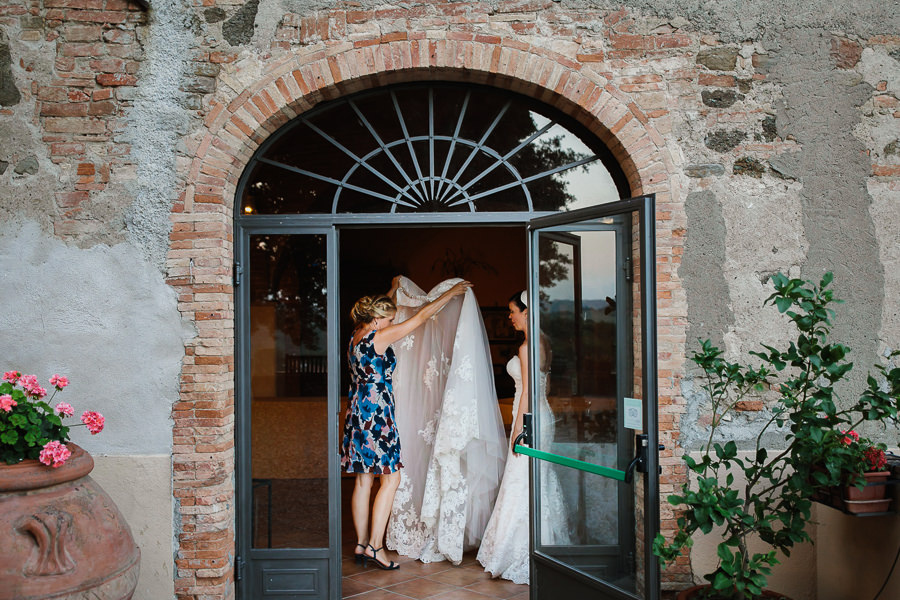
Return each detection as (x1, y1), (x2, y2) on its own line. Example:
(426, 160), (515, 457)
(372, 280), (471, 355)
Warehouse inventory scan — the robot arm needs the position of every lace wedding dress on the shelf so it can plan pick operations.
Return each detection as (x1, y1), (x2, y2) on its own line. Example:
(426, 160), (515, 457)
(385, 277), (507, 564)
(476, 354), (571, 584)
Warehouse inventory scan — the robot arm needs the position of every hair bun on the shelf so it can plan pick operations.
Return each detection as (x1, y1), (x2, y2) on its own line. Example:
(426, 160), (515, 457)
(520, 290), (528, 308)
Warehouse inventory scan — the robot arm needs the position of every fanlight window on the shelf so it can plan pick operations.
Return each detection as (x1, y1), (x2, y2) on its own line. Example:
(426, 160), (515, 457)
(239, 83), (627, 215)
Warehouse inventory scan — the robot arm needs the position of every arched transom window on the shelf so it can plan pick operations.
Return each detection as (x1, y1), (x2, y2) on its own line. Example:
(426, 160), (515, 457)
(239, 83), (628, 216)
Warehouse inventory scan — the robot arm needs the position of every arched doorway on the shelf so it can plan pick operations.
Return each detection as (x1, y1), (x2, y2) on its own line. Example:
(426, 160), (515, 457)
(233, 82), (658, 599)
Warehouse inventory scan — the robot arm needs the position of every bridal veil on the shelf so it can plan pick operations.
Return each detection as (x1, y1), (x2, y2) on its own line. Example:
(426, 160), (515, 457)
(385, 276), (507, 564)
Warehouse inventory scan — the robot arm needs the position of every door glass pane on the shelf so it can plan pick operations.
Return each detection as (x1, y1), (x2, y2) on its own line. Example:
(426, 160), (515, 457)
(534, 219), (641, 595)
(249, 234), (329, 549)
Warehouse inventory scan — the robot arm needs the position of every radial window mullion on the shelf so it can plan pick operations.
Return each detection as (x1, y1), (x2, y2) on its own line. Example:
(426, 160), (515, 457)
(301, 117), (421, 206)
(439, 101), (511, 205)
(463, 154), (599, 203)
(348, 100), (426, 206)
(391, 91), (429, 203)
(434, 90), (470, 202)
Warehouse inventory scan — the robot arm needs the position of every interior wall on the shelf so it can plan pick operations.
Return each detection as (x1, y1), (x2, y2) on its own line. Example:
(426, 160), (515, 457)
(339, 226), (527, 314)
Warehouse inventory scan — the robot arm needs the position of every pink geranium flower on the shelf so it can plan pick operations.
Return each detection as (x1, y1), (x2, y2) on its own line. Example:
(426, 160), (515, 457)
(18, 374), (39, 392)
(49, 374), (69, 389)
(2, 371), (19, 383)
(55, 402), (74, 417)
(39, 441), (71, 468)
(0, 394), (16, 412)
(81, 411), (105, 435)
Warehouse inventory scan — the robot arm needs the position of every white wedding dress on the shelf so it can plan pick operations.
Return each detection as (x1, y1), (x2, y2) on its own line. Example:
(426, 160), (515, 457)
(385, 277), (507, 564)
(476, 354), (571, 584)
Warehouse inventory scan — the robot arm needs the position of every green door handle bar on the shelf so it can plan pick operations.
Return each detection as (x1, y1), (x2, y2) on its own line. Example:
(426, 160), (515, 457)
(512, 444), (628, 482)
(511, 413), (630, 482)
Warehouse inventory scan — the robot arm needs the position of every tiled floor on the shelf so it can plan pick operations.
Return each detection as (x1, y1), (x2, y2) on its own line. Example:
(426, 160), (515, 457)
(341, 543), (529, 600)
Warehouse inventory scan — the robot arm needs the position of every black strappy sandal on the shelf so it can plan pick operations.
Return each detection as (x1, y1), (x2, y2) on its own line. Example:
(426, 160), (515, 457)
(353, 543), (367, 565)
(365, 544), (399, 570)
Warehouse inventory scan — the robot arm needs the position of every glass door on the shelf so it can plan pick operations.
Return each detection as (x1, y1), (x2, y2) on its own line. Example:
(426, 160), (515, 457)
(522, 195), (659, 599)
(235, 227), (340, 599)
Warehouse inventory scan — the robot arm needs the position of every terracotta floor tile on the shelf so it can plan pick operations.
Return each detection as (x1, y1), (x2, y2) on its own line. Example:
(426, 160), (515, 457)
(351, 589), (420, 600)
(428, 589), (495, 600)
(463, 578), (528, 598)
(347, 567), (419, 588)
(425, 567), (491, 588)
(386, 577), (457, 599)
(342, 577), (378, 598)
(343, 557), (370, 576)
(404, 561), (458, 576)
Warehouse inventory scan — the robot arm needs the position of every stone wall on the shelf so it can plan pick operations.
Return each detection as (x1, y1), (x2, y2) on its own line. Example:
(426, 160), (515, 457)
(1, 1), (898, 598)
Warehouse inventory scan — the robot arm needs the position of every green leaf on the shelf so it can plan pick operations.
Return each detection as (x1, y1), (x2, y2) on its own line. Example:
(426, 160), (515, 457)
(717, 543), (733, 562)
(775, 296), (793, 313)
(712, 571), (732, 590)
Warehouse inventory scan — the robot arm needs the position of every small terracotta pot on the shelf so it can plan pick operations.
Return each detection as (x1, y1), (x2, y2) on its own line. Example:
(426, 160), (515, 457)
(676, 584), (792, 600)
(844, 470), (891, 501)
(0, 443), (140, 600)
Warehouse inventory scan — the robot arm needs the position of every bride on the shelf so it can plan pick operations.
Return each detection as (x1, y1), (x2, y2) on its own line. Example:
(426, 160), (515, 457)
(385, 276), (507, 564)
(476, 291), (571, 584)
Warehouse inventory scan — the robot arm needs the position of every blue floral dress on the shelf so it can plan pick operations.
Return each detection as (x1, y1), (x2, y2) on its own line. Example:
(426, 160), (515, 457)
(340, 329), (403, 474)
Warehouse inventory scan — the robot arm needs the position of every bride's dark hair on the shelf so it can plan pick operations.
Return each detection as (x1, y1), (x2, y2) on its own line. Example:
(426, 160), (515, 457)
(509, 290), (527, 311)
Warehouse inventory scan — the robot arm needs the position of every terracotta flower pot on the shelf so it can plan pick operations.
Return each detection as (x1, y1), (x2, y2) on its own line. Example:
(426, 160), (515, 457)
(676, 584), (792, 599)
(0, 444), (140, 600)
(844, 470), (891, 501)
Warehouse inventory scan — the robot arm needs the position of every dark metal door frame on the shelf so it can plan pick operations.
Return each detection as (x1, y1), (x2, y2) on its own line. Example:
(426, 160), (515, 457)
(524, 194), (659, 600)
(235, 222), (341, 600)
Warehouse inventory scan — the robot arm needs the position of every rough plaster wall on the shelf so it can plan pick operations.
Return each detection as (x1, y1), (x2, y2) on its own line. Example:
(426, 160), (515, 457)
(0, 221), (190, 455)
(124, 0), (197, 269)
(767, 29), (883, 392)
(680, 190), (730, 351)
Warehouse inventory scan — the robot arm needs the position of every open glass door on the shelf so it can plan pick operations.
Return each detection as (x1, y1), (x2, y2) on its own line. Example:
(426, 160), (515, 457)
(236, 227), (340, 599)
(520, 195), (659, 600)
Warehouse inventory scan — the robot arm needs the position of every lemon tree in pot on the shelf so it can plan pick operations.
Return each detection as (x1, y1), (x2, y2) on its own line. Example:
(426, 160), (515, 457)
(653, 273), (900, 600)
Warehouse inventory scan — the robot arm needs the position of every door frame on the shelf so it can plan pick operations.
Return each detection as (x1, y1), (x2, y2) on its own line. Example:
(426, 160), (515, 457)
(233, 198), (658, 598)
(525, 194), (660, 600)
(234, 222), (341, 599)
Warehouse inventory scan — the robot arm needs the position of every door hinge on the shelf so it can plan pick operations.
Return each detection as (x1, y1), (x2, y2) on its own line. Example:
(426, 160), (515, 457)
(233, 261), (243, 287)
(624, 256), (633, 282)
(235, 555), (245, 581)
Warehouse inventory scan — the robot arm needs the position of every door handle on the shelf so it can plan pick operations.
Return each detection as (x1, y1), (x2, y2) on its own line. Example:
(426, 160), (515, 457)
(624, 434), (664, 483)
(513, 412), (533, 449)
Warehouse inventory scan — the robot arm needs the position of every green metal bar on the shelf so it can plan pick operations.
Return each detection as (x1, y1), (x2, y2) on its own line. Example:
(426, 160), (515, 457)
(514, 445), (627, 482)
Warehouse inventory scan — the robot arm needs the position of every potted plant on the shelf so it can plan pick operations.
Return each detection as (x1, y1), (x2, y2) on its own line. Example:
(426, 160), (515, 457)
(0, 371), (140, 600)
(653, 273), (900, 600)
(816, 429), (893, 513)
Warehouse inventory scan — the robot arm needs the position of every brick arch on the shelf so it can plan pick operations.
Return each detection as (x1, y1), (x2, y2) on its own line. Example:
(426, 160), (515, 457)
(190, 37), (673, 210)
(170, 35), (680, 600)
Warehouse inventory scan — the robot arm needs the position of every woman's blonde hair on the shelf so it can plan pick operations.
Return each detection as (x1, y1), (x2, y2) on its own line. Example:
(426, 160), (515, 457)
(350, 295), (397, 326)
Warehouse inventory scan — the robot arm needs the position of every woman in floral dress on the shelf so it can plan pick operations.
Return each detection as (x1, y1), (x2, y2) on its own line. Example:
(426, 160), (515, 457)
(341, 277), (471, 570)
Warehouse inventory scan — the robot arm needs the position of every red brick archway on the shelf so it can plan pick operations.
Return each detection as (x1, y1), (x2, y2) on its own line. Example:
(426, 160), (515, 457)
(167, 35), (685, 599)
